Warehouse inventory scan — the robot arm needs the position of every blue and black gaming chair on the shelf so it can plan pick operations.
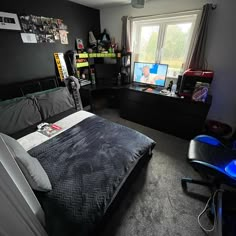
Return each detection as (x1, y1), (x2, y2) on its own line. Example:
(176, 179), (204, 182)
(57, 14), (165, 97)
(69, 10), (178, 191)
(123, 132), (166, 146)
(182, 135), (236, 236)
(182, 135), (236, 189)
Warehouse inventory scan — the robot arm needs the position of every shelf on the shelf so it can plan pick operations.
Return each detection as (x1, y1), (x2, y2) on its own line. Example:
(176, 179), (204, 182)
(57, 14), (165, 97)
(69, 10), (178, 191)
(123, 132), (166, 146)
(76, 53), (118, 59)
(89, 53), (97, 58)
(77, 53), (88, 58)
(75, 52), (132, 84)
(76, 62), (89, 68)
(96, 53), (116, 58)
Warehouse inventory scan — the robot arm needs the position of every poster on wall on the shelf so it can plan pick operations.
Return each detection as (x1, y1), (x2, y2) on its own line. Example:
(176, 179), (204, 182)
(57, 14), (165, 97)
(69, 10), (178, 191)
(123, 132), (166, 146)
(19, 14), (68, 44)
(0, 11), (21, 30)
(54, 53), (69, 81)
(76, 38), (84, 50)
(20, 33), (37, 43)
(59, 30), (69, 44)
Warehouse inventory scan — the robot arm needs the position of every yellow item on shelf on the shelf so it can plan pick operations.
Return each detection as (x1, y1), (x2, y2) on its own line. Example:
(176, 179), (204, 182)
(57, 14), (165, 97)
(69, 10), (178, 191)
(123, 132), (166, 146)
(76, 62), (89, 68)
(78, 53), (88, 58)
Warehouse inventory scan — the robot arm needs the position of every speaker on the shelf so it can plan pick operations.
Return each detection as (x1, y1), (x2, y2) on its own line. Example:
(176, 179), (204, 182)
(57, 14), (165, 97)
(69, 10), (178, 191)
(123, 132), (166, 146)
(176, 75), (182, 94)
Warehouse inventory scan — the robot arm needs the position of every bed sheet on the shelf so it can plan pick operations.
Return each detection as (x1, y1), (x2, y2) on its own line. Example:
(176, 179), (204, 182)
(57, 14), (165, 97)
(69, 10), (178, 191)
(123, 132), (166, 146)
(18, 110), (94, 151)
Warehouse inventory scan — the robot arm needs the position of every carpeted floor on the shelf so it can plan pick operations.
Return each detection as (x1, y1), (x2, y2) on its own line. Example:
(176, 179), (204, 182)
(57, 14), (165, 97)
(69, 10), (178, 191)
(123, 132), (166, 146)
(94, 108), (210, 236)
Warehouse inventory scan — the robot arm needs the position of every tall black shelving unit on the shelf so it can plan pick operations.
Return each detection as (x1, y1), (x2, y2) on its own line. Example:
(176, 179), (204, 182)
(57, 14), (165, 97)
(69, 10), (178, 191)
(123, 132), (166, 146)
(119, 52), (132, 84)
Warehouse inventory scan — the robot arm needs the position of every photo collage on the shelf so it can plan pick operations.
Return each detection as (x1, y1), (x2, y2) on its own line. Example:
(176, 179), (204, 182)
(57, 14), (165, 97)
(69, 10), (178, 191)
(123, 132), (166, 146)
(19, 14), (68, 44)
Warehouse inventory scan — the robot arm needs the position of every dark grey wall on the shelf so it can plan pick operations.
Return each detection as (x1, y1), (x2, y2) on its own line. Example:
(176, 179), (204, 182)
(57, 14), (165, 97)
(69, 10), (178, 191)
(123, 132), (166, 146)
(0, 0), (100, 84)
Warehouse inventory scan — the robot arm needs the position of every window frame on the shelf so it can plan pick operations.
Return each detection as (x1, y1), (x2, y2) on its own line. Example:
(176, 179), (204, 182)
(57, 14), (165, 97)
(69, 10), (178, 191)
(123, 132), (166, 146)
(131, 10), (202, 78)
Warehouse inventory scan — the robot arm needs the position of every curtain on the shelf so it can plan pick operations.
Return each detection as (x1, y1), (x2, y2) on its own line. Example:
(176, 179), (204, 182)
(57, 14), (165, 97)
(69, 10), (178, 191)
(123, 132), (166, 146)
(121, 16), (131, 52)
(188, 4), (214, 70)
(0, 163), (47, 236)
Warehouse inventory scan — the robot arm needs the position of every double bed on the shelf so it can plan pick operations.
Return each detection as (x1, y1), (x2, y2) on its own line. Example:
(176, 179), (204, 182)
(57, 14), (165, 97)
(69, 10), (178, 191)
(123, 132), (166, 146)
(0, 77), (155, 236)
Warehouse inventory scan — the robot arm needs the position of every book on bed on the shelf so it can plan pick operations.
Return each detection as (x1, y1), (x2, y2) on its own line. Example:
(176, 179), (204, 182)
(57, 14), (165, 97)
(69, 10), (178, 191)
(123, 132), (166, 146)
(37, 123), (62, 137)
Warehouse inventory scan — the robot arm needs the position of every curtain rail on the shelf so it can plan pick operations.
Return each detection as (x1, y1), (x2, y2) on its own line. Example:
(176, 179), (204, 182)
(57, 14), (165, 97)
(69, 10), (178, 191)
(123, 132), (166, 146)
(128, 4), (216, 20)
(128, 10), (201, 20)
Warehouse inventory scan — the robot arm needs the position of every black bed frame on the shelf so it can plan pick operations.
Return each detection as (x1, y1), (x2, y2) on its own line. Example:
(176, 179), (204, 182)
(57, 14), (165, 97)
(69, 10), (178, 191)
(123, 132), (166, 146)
(0, 76), (61, 101)
(0, 76), (153, 235)
(0, 76), (77, 139)
(96, 152), (152, 236)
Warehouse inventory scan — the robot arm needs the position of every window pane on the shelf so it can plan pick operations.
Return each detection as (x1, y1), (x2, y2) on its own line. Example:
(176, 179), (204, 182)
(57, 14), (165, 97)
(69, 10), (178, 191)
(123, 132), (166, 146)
(134, 25), (159, 62)
(161, 23), (193, 77)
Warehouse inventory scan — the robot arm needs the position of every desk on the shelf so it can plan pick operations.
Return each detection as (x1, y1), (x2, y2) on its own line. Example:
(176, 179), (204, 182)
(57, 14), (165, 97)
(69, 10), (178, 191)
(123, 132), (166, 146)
(80, 83), (125, 112)
(120, 85), (212, 139)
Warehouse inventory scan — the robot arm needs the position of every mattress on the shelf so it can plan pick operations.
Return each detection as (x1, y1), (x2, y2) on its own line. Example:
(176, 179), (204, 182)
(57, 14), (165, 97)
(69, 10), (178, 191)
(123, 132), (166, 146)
(22, 111), (155, 236)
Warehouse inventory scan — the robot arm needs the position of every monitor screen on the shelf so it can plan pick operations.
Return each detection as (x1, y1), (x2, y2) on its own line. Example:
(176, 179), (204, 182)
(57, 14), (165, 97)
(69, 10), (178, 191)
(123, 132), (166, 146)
(133, 62), (168, 87)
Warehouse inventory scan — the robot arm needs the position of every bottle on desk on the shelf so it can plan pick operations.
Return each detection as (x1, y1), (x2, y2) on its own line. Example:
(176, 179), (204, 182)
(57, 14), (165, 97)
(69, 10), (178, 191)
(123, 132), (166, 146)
(171, 83), (177, 96)
(90, 69), (96, 85)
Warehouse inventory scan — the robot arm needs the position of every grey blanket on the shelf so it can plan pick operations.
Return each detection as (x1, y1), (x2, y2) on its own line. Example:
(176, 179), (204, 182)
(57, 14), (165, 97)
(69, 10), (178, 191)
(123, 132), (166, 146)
(29, 115), (155, 236)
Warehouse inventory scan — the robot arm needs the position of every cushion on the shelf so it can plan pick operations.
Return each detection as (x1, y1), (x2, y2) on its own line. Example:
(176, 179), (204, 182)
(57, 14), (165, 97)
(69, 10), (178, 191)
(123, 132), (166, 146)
(0, 97), (42, 135)
(29, 87), (75, 120)
(0, 133), (52, 192)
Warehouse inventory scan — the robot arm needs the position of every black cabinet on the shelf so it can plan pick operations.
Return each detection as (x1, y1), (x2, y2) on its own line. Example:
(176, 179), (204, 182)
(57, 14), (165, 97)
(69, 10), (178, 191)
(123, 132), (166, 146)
(119, 52), (131, 84)
(120, 86), (212, 139)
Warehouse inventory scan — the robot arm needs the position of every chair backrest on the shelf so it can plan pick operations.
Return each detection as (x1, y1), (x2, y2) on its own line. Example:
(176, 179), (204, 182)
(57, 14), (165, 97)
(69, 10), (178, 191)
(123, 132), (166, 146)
(188, 136), (236, 185)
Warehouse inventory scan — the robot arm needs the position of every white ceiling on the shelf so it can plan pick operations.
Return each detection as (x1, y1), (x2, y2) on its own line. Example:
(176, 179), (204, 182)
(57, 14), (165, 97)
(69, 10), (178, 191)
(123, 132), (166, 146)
(69, 0), (135, 9)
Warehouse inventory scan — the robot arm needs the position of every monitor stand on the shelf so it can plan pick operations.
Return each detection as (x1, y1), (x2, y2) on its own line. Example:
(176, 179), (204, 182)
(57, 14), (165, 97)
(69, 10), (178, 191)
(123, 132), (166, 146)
(136, 83), (148, 88)
(132, 82), (164, 91)
(136, 83), (157, 89)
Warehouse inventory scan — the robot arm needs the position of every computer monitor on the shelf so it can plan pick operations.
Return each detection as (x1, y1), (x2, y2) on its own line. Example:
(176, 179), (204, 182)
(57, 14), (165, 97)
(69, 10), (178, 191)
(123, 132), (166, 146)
(133, 62), (168, 87)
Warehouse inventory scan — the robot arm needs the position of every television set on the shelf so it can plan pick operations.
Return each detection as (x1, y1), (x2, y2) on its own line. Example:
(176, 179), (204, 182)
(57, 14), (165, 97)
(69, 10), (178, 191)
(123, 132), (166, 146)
(133, 62), (168, 87)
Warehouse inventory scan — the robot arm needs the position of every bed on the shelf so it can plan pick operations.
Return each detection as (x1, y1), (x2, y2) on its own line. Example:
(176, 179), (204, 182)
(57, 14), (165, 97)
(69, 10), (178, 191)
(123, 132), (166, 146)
(0, 77), (155, 236)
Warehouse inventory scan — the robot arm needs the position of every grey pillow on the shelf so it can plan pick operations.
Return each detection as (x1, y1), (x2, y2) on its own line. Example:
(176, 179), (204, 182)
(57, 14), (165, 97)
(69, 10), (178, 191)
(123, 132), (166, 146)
(0, 133), (52, 192)
(30, 87), (75, 120)
(0, 97), (42, 135)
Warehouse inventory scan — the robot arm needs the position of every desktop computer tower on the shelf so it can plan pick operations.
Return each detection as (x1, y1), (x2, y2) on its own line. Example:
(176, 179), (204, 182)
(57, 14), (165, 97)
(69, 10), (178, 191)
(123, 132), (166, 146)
(176, 75), (182, 94)
(178, 69), (214, 97)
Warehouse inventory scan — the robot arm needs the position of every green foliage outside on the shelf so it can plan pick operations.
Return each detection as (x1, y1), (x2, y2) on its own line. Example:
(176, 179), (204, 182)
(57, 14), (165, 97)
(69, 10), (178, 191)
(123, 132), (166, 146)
(138, 31), (158, 62)
(137, 24), (191, 71)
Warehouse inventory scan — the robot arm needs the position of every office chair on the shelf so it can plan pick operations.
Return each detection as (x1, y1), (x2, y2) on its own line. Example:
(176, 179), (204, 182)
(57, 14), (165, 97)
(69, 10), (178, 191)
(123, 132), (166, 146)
(181, 135), (236, 236)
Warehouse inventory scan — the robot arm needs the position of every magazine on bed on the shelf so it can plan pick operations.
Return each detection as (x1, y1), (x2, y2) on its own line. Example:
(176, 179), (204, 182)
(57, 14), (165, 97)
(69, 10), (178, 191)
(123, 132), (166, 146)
(37, 122), (62, 137)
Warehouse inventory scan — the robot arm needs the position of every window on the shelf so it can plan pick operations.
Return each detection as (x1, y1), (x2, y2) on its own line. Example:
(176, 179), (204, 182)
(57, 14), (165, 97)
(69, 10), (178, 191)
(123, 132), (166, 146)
(132, 13), (199, 78)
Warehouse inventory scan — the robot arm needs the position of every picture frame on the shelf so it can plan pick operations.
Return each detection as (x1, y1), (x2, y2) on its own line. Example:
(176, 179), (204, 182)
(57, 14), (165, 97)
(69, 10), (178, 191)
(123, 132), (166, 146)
(76, 38), (84, 50)
(0, 12), (21, 31)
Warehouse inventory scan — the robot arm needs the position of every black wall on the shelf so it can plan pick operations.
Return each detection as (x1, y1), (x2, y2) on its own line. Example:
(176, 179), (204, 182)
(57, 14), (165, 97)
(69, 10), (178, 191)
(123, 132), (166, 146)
(0, 0), (100, 84)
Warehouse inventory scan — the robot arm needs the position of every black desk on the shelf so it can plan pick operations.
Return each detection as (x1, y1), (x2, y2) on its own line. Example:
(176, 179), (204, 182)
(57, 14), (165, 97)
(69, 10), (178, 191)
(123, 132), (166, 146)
(80, 83), (125, 112)
(120, 85), (212, 139)
(80, 84), (212, 139)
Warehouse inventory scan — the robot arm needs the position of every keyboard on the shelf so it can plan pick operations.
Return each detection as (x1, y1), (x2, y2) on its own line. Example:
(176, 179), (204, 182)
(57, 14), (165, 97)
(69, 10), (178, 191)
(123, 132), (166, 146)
(155, 86), (164, 92)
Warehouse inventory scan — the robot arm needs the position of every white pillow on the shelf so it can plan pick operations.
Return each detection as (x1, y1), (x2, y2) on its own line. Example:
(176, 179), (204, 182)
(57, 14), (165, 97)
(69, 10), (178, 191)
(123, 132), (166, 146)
(0, 133), (52, 192)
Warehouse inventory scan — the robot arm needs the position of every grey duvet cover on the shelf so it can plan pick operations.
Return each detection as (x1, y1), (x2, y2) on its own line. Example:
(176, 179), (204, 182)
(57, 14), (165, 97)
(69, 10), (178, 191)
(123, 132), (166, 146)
(29, 115), (155, 236)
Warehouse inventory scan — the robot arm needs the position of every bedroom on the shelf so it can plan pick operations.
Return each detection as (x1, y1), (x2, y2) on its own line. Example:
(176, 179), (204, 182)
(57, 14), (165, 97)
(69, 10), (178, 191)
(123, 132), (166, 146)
(0, 0), (235, 235)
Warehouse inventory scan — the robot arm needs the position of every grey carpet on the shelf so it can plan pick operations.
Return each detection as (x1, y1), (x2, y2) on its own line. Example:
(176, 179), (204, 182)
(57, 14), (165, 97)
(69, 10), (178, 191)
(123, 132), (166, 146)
(94, 108), (210, 236)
